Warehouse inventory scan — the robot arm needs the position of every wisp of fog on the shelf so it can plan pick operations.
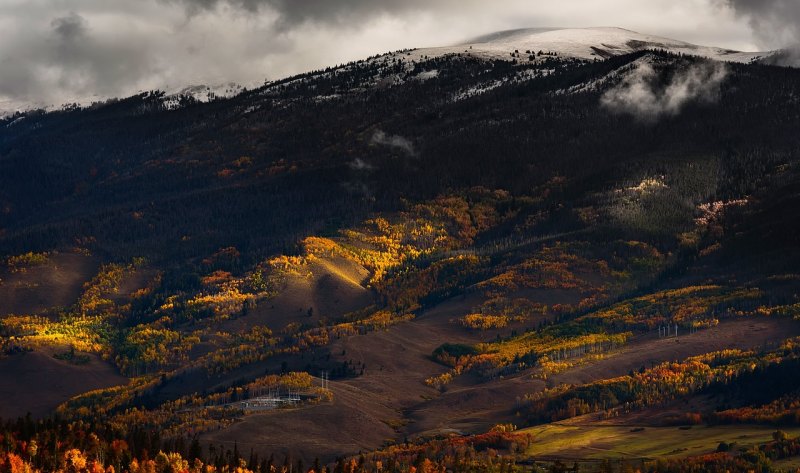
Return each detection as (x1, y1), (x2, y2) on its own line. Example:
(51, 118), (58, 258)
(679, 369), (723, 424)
(601, 60), (728, 122)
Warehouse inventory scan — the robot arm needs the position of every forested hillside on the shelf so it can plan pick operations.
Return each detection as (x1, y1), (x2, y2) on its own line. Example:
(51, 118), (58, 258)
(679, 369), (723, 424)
(3, 47), (800, 472)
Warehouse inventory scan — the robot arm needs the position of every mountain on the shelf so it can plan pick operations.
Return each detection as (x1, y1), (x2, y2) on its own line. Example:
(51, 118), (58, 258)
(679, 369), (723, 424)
(1, 27), (800, 473)
(0, 27), (770, 117)
(405, 26), (768, 63)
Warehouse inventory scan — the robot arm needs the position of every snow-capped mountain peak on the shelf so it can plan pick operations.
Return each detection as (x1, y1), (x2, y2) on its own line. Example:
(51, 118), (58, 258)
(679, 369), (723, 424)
(401, 27), (767, 64)
(0, 27), (773, 117)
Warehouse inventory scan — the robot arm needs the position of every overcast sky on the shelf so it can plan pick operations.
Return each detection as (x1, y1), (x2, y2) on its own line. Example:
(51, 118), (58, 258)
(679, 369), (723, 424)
(0, 0), (796, 111)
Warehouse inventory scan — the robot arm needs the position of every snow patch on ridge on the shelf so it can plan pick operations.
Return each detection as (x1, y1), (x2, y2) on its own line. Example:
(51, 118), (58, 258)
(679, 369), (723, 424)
(397, 27), (767, 65)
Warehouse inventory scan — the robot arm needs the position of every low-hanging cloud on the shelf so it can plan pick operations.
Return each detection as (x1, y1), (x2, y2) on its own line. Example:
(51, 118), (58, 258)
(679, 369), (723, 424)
(601, 61), (728, 121)
(722, 0), (800, 65)
(371, 130), (416, 156)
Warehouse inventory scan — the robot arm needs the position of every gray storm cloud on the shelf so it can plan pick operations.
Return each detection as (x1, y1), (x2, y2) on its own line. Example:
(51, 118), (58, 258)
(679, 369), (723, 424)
(601, 61), (728, 121)
(47, 13), (155, 96)
(0, 11), (156, 107)
(165, 0), (468, 25)
(723, 0), (800, 65)
(52, 13), (88, 40)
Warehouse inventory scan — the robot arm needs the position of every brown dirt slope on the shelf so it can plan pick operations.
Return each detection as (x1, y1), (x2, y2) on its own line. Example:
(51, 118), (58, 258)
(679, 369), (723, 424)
(0, 253), (98, 317)
(552, 317), (800, 386)
(222, 256), (373, 334)
(0, 348), (127, 419)
(404, 317), (800, 439)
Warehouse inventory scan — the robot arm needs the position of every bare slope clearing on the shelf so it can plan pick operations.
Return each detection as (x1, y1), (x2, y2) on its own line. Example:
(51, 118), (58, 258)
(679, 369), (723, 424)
(0, 253), (98, 316)
(0, 348), (127, 418)
(222, 256), (373, 334)
(552, 317), (800, 386)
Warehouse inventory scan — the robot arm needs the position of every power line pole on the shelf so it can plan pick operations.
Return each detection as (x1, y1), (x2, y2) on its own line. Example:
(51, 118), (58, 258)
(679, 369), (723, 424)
(320, 370), (329, 390)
